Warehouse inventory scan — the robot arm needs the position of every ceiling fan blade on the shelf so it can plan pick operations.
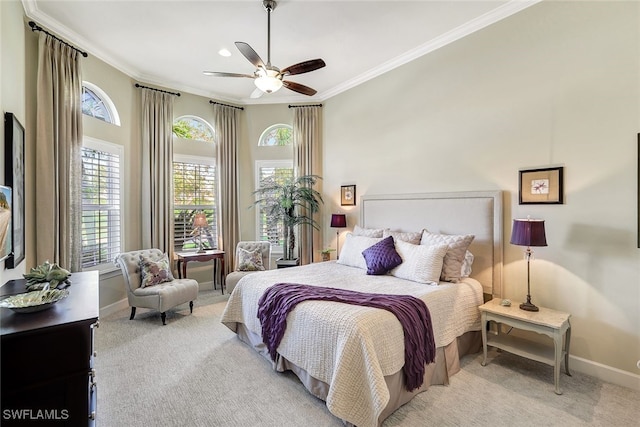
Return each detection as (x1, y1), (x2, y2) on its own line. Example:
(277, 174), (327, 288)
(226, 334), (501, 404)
(283, 80), (317, 96)
(249, 87), (264, 99)
(203, 71), (255, 78)
(235, 42), (266, 69)
(281, 59), (326, 76)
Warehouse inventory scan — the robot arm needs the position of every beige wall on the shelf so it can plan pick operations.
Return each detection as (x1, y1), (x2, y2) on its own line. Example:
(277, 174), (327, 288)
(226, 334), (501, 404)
(322, 1), (639, 381)
(2, 0), (638, 384)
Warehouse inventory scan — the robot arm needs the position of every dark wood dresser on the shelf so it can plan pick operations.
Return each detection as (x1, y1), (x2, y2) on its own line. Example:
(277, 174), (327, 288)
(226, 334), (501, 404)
(1, 271), (99, 426)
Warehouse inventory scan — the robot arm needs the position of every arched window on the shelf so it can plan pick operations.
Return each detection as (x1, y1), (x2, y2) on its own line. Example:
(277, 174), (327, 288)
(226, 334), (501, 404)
(173, 115), (214, 142)
(82, 82), (121, 125)
(258, 124), (292, 146)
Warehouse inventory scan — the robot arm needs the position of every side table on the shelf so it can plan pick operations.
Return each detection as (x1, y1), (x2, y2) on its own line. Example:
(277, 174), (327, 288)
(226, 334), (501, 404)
(479, 298), (571, 394)
(176, 250), (226, 293)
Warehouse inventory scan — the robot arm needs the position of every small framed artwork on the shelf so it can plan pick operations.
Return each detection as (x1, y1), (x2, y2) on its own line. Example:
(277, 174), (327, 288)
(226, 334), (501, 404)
(341, 185), (356, 206)
(519, 166), (564, 205)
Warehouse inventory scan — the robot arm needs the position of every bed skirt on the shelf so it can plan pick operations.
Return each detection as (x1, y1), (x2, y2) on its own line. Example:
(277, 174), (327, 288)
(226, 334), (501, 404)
(235, 324), (481, 426)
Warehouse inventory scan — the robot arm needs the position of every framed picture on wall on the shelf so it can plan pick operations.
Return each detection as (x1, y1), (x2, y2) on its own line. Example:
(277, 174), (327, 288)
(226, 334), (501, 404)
(519, 166), (564, 205)
(341, 185), (356, 206)
(4, 112), (25, 269)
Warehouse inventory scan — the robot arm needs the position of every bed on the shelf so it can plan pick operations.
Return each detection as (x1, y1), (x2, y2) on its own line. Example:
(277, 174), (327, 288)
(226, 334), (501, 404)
(221, 191), (503, 426)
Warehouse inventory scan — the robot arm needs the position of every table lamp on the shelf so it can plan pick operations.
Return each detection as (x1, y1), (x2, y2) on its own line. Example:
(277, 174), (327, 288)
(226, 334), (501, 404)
(510, 217), (547, 312)
(330, 214), (347, 259)
(193, 212), (209, 253)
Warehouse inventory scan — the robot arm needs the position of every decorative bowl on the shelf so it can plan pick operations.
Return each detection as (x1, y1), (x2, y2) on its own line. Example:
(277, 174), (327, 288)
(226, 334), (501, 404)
(0, 289), (69, 313)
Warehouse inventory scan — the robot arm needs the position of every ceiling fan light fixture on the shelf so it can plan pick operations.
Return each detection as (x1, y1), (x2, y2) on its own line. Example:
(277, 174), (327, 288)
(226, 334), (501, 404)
(204, 0), (324, 97)
(254, 69), (283, 93)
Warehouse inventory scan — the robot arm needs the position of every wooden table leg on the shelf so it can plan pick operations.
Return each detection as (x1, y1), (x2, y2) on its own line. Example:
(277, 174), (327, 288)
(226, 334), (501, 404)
(220, 258), (225, 294)
(212, 259), (217, 291)
(177, 260), (183, 279)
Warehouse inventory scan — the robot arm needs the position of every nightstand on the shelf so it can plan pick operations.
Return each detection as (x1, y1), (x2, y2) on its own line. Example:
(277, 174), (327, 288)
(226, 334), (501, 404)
(479, 298), (572, 394)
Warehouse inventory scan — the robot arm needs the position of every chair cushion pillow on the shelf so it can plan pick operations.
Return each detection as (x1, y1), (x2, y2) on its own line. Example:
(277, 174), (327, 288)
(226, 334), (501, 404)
(362, 235), (403, 275)
(140, 253), (175, 288)
(237, 247), (265, 271)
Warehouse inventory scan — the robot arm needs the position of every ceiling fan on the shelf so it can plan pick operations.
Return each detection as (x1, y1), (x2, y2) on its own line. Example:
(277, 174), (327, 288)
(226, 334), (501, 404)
(203, 0), (325, 97)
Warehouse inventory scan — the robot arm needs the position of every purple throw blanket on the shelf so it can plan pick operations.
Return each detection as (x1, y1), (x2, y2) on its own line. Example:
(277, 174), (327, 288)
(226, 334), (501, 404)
(257, 282), (436, 391)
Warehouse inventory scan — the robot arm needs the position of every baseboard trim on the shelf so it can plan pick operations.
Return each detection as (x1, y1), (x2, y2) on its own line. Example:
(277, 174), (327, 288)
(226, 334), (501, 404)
(569, 354), (640, 391)
(100, 298), (129, 318)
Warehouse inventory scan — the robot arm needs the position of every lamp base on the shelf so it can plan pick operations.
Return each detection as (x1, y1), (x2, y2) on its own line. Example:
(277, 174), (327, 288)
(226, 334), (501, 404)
(519, 301), (539, 312)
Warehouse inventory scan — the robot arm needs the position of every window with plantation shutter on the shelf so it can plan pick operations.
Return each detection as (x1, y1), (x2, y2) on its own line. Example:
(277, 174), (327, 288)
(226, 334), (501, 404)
(81, 139), (123, 269)
(255, 160), (293, 252)
(173, 157), (217, 252)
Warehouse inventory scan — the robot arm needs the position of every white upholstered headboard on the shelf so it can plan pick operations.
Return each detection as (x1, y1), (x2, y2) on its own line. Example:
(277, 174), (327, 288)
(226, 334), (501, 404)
(360, 191), (502, 297)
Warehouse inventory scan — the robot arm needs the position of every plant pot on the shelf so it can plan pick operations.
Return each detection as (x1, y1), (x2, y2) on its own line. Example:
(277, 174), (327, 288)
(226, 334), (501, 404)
(321, 253), (330, 262)
(276, 258), (300, 269)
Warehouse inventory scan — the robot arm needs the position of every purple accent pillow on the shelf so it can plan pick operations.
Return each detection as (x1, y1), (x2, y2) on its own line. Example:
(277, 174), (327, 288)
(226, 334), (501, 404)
(362, 236), (403, 275)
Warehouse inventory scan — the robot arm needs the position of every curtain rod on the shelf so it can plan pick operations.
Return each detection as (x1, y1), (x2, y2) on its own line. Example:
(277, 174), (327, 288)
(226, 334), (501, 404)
(288, 104), (323, 108)
(28, 21), (88, 58)
(134, 83), (180, 97)
(209, 100), (244, 110)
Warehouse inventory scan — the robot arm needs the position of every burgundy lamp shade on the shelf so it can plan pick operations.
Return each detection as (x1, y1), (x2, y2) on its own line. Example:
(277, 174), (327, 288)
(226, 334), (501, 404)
(510, 218), (547, 247)
(330, 214), (347, 228)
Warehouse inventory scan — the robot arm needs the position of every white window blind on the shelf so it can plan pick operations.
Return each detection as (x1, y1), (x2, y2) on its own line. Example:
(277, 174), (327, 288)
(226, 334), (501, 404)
(256, 161), (293, 249)
(173, 160), (217, 252)
(81, 145), (121, 268)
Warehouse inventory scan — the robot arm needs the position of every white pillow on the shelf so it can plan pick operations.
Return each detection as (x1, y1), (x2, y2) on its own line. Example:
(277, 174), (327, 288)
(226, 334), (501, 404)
(420, 230), (475, 283)
(337, 233), (383, 270)
(383, 229), (422, 245)
(390, 240), (448, 285)
(353, 225), (385, 238)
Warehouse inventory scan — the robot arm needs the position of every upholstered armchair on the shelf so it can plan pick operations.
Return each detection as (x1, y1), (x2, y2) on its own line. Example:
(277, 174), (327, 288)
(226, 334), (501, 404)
(114, 248), (199, 325)
(225, 241), (272, 293)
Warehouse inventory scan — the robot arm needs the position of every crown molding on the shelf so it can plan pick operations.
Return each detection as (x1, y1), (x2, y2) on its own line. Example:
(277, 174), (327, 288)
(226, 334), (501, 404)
(320, 0), (542, 101)
(22, 0), (541, 105)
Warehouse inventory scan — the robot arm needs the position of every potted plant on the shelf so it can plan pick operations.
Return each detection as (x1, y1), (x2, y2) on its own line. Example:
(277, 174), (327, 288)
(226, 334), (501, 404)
(253, 174), (323, 265)
(321, 248), (335, 262)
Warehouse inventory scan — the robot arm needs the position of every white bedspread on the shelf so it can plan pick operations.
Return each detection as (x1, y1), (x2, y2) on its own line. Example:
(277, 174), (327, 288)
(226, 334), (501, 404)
(221, 261), (483, 427)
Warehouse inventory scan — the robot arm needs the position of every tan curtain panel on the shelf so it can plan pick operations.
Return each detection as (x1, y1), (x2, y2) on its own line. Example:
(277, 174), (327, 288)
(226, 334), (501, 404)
(213, 104), (241, 276)
(35, 32), (83, 272)
(141, 89), (175, 256)
(293, 106), (322, 264)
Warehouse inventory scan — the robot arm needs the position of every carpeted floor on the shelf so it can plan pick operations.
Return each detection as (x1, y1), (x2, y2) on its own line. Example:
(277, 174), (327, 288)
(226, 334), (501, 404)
(95, 290), (639, 427)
